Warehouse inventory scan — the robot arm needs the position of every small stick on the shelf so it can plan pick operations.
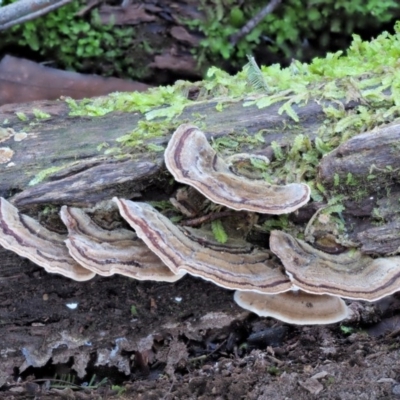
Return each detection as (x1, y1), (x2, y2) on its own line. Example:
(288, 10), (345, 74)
(0, 0), (73, 31)
(180, 210), (235, 227)
(229, 0), (281, 46)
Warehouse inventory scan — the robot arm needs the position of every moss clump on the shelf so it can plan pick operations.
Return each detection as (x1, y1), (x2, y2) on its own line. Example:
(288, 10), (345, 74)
(29, 165), (69, 186)
(67, 22), (400, 126)
(64, 23), (400, 209)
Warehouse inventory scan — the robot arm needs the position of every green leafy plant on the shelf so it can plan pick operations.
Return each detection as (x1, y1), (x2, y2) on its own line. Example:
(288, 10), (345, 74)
(1, 0), (147, 79)
(262, 215), (290, 233)
(267, 366), (281, 376)
(211, 219), (228, 243)
(111, 385), (126, 396)
(340, 325), (354, 334)
(185, 0), (399, 66)
(130, 305), (138, 316)
(36, 373), (108, 390)
(2, 0), (399, 77)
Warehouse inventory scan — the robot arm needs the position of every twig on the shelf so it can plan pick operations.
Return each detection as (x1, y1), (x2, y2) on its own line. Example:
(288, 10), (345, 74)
(0, 273), (25, 281)
(304, 204), (328, 242)
(229, 0), (281, 46)
(76, 0), (101, 17)
(0, 0), (73, 31)
(180, 210), (236, 227)
(161, 381), (175, 400)
(189, 339), (227, 363)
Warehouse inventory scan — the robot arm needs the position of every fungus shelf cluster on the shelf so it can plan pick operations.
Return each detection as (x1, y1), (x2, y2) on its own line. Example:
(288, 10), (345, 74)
(1, 124), (399, 325)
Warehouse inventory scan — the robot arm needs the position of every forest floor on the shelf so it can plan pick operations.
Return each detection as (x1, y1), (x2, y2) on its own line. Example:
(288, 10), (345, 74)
(1, 259), (400, 400)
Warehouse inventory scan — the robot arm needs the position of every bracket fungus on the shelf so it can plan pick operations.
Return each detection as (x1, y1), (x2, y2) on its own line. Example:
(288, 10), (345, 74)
(234, 290), (350, 325)
(270, 230), (400, 301)
(164, 124), (311, 214)
(114, 198), (292, 294)
(0, 197), (94, 281)
(60, 206), (184, 282)
(6, 120), (398, 326)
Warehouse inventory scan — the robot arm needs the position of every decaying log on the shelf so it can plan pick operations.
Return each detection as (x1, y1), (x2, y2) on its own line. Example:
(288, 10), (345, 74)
(0, 94), (399, 386)
(0, 96), (399, 253)
(0, 97), (325, 207)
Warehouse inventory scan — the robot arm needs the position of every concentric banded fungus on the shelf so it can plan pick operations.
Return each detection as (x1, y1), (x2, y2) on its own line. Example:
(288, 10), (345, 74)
(114, 198), (292, 293)
(234, 290), (350, 325)
(0, 197), (94, 281)
(270, 230), (400, 301)
(164, 124), (311, 214)
(60, 206), (184, 282)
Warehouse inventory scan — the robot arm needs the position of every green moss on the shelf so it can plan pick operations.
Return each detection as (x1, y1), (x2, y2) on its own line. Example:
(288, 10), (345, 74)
(63, 23), (400, 212)
(29, 165), (72, 186)
(146, 143), (165, 153)
(32, 109), (51, 121)
(267, 366), (281, 376)
(210, 129), (266, 153)
(103, 120), (180, 157)
(67, 23), (400, 127)
(66, 85), (189, 119)
(15, 112), (28, 122)
(340, 325), (354, 334)
(262, 215), (291, 233)
(41, 204), (57, 215)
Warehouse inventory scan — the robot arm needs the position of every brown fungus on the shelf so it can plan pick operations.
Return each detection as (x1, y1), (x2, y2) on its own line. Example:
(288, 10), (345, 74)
(60, 206), (184, 282)
(0, 197), (94, 281)
(114, 198), (292, 294)
(234, 290), (350, 325)
(270, 230), (400, 301)
(164, 124), (311, 214)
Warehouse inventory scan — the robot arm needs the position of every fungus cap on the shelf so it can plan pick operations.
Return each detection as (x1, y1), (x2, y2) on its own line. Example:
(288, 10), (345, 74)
(114, 198), (292, 294)
(270, 230), (400, 301)
(164, 124), (311, 214)
(60, 206), (184, 282)
(0, 197), (94, 281)
(234, 290), (350, 325)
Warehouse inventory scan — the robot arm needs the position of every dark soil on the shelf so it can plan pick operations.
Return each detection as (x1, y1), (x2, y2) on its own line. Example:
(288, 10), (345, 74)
(1, 253), (400, 400)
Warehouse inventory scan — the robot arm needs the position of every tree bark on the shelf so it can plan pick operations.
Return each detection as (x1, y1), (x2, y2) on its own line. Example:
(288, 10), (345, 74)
(0, 97), (323, 206)
(1, 96), (399, 253)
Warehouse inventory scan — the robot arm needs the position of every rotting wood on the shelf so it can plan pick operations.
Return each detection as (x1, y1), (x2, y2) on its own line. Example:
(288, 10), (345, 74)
(0, 96), (399, 254)
(0, 94), (399, 384)
(0, 97), (390, 205)
(0, 97), (326, 206)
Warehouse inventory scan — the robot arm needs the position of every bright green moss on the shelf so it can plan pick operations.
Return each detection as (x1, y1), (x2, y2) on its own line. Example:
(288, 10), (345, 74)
(63, 24), (400, 212)
(66, 85), (188, 119)
(15, 112), (28, 122)
(67, 23), (400, 128)
(29, 165), (68, 186)
(32, 109), (51, 121)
